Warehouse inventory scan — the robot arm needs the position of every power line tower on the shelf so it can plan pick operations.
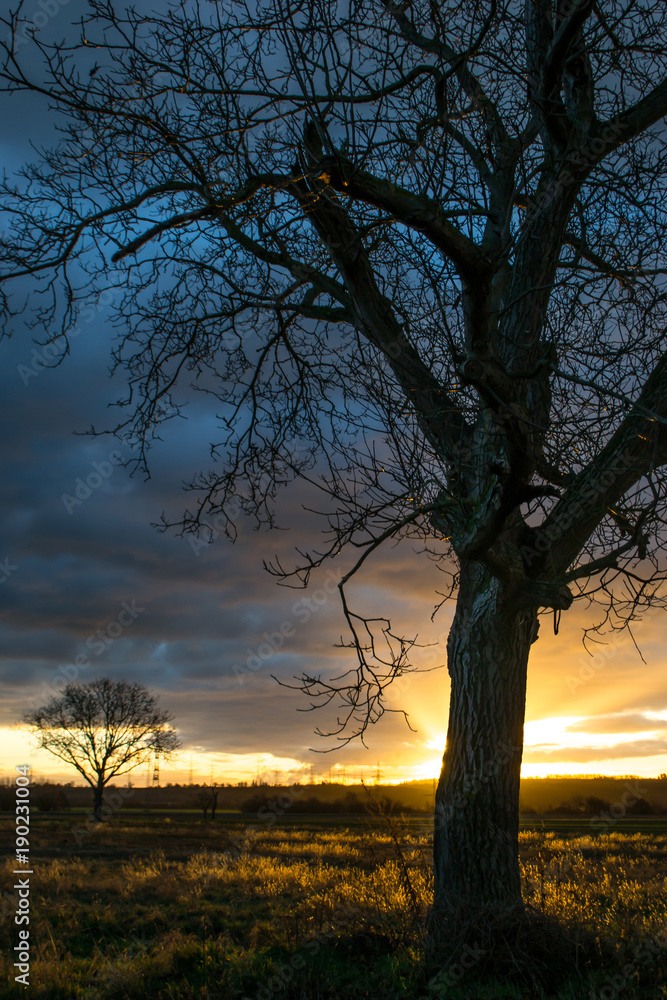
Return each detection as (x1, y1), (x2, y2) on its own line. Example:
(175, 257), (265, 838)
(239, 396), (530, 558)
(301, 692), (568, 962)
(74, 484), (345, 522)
(188, 754), (193, 786)
(152, 753), (160, 788)
(374, 762), (381, 785)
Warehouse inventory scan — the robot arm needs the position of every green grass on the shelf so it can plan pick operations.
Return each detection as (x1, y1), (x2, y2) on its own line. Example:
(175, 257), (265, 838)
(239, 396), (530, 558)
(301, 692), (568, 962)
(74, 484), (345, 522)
(1, 814), (667, 998)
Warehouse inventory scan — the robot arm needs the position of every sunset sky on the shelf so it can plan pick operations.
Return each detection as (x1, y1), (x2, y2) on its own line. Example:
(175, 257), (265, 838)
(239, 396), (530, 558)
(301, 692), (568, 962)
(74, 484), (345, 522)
(2, 2), (667, 789)
(3, 309), (667, 786)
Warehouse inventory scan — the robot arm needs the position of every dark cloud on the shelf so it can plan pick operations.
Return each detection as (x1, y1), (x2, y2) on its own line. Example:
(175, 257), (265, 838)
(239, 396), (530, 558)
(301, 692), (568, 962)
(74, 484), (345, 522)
(0, 294), (445, 775)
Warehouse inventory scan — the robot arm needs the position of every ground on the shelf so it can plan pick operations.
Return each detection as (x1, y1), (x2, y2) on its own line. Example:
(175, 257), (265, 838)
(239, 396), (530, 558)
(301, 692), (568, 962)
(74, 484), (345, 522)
(1, 809), (667, 998)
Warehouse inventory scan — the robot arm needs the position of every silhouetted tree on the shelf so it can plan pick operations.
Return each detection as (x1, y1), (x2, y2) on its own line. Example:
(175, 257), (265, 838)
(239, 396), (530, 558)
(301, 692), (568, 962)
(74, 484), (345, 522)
(626, 796), (653, 816)
(195, 784), (222, 820)
(583, 795), (612, 815)
(22, 678), (181, 820)
(3, 0), (667, 954)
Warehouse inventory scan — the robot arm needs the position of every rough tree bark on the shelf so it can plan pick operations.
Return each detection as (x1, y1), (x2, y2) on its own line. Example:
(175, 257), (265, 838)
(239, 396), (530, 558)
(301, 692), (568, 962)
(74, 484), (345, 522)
(434, 564), (537, 916)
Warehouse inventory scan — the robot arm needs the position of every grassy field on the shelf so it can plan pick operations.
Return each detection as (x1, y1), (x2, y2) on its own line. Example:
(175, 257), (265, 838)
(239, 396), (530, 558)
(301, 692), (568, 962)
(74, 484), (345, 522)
(2, 812), (667, 999)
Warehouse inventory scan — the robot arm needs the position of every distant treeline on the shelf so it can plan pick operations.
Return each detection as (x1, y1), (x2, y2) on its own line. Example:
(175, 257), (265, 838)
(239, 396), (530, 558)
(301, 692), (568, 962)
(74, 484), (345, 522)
(522, 794), (655, 816)
(239, 791), (416, 815)
(519, 776), (667, 815)
(1, 776), (666, 816)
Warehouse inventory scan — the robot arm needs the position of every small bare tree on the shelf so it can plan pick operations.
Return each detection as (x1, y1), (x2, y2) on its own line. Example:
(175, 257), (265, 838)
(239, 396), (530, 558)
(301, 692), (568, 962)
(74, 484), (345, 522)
(194, 784), (222, 820)
(22, 678), (181, 820)
(3, 0), (667, 955)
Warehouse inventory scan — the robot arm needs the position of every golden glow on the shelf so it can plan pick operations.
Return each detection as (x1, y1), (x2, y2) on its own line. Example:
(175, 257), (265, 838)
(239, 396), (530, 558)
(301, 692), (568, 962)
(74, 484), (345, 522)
(0, 726), (61, 780)
(524, 716), (585, 747)
(406, 710), (667, 783)
(524, 715), (667, 751)
(410, 758), (442, 781)
(146, 750), (310, 786)
(521, 758), (667, 778)
(5, 591), (667, 789)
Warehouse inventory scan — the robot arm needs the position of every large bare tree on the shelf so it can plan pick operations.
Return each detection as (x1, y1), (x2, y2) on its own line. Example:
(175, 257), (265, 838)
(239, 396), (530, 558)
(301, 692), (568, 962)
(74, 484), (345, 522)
(3, 0), (667, 949)
(22, 677), (181, 819)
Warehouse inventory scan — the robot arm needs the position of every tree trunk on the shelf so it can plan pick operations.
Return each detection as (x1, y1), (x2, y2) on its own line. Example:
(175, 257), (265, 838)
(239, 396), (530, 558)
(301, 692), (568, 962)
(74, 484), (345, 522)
(432, 561), (537, 938)
(93, 782), (105, 822)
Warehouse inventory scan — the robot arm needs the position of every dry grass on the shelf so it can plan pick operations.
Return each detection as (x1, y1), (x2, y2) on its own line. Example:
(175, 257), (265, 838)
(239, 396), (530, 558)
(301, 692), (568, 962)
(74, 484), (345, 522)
(521, 831), (667, 934)
(1, 816), (666, 998)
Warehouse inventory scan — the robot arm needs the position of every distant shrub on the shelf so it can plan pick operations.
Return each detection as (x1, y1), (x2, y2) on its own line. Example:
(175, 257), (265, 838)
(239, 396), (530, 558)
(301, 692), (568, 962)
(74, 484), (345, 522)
(240, 791), (412, 815)
(547, 794), (655, 817)
(625, 796), (653, 815)
(583, 795), (612, 814)
(35, 784), (70, 811)
(546, 798), (596, 815)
